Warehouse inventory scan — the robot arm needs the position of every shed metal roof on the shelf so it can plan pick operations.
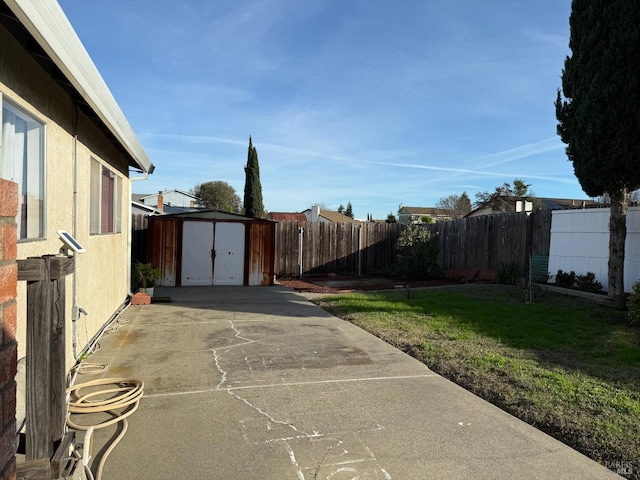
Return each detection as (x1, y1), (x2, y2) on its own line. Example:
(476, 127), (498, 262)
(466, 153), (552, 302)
(161, 210), (275, 222)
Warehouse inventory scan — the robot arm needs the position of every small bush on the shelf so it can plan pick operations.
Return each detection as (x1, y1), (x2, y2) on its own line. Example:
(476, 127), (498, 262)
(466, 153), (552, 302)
(394, 224), (441, 280)
(575, 272), (603, 293)
(555, 269), (576, 289)
(627, 280), (640, 325)
(134, 262), (162, 289)
(496, 260), (521, 285)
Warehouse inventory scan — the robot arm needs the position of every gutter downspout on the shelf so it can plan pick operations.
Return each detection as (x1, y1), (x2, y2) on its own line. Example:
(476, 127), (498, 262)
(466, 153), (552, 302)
(71, 132), (77, 357)
(130, 163), (154, 182)
(71, 107), (80, 358)
(70, 129), (88, 358)
(129, 170), (150, 182)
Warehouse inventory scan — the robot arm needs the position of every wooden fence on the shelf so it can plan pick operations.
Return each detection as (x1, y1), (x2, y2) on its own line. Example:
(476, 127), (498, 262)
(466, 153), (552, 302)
(424, 209), (552, 272)
(133, 210), (552, 279)
(274, 221), (403, 277)
(132, 214), (149, 266)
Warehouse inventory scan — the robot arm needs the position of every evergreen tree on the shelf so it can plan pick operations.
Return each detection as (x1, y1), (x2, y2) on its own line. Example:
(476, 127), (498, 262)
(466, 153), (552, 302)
(345, 201), (354, 218)
(243, 136), (265, 218)
(555, 0), (640, 308)
(337, 204), (344, 214)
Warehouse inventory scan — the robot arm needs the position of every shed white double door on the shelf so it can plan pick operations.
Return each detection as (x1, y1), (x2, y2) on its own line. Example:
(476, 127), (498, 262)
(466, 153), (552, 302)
(181, 221), (245, 286)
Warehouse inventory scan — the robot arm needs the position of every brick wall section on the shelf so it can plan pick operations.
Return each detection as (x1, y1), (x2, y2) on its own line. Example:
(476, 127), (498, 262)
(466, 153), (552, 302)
(0, 179), (18, 480)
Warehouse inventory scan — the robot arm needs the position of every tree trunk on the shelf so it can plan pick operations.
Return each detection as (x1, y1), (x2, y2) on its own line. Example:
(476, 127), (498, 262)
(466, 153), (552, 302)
(608, 187), (629, 310)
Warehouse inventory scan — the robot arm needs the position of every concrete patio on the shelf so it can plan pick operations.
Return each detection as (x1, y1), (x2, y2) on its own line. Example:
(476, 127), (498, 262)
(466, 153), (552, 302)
(72, 286), (621, 479)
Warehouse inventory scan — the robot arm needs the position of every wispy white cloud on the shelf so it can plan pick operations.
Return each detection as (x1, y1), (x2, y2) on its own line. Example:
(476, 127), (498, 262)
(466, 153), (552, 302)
(472, 137), (564, 169)
(146, 133), (247, 147)
(59, 0), (581, 219)
(525, 30), (570, 51)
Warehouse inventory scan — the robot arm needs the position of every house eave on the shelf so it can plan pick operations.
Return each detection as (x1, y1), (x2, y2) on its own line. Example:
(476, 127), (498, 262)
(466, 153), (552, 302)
(2, 0), (153, 174)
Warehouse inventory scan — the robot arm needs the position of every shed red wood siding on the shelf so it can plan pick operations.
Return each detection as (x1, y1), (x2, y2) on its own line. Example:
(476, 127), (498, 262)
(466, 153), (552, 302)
(247, 222), (275, 286)
(148, 217), (275, 287)
(147, 217), (181, 287)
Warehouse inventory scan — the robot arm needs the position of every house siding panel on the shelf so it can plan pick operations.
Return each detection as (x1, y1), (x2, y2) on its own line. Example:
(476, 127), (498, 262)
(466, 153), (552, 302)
(1, 19), (133, 371)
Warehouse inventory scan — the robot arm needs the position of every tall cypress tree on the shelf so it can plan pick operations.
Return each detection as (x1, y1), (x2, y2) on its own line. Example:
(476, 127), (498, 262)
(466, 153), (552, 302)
(555, 0), (640, 308)
(243, 136), (265, 218)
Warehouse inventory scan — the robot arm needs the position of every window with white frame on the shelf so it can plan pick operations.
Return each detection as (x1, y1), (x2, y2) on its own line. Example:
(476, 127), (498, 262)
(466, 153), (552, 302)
(90, 158), (122, 234)
(0, 99), (45, 240)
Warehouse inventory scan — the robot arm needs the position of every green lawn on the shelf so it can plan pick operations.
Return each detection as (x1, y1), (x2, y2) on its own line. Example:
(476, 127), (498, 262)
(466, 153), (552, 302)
(313, 285), (640, 477)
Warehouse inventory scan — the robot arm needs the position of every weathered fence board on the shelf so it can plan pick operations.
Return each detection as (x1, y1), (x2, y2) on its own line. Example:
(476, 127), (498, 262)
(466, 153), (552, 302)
(131, 214), (149, 265)
(274, 221), (403, 277)
(137, 210), (552, 279)
(425, 209), (552, 273)
(21, 255), (73, 461)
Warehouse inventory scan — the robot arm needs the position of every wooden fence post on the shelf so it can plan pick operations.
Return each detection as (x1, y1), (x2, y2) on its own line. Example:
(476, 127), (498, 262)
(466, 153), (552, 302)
(19, 255), (73, 462)
(25, 257), (50, 462)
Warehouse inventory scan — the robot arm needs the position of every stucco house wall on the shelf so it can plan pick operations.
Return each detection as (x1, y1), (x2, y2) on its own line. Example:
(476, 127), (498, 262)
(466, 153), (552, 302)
(0, 5), (149, 371)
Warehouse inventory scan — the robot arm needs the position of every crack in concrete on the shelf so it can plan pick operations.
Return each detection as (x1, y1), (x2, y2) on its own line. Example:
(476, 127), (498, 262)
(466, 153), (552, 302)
(227, 389), (312, 437)
(211, 320), (256, 389)
(311, 439), (344, 480)
(210, 319), (392, 479)
(211, 320), (318, 439)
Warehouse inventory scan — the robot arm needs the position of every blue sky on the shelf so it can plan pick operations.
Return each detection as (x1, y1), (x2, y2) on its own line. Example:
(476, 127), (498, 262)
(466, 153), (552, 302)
(59, 0), (583, 219)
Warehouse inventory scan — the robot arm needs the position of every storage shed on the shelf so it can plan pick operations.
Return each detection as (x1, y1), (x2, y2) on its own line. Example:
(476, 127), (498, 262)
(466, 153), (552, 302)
(147, 211), (275, 286)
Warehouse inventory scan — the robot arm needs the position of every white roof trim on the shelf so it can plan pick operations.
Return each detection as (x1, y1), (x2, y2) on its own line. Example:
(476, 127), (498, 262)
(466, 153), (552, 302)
(132, 201), (161, 214)
(5, 0), (153, 174)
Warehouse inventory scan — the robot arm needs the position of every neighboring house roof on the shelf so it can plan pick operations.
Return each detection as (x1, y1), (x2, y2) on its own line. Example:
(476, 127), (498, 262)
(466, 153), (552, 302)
(267, 212), (307, 222)
(320, 210), (360, 223)
(540, 198), (601, 210)
(132, 193), (150, 203)
(465, 197), (601, 217)
(465, 205), (496, 218)
(398, 206), (444, 216)
(132, 201), (161, 215)
(143, 189), (196, 198)
(139, 189), (198, 202)
(302, 208), (360, 223)
(1, 0), (153, 174)
(162, 205), (205, 215)
(131, 198), (204, 216)
(398, 205), (450, 223)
